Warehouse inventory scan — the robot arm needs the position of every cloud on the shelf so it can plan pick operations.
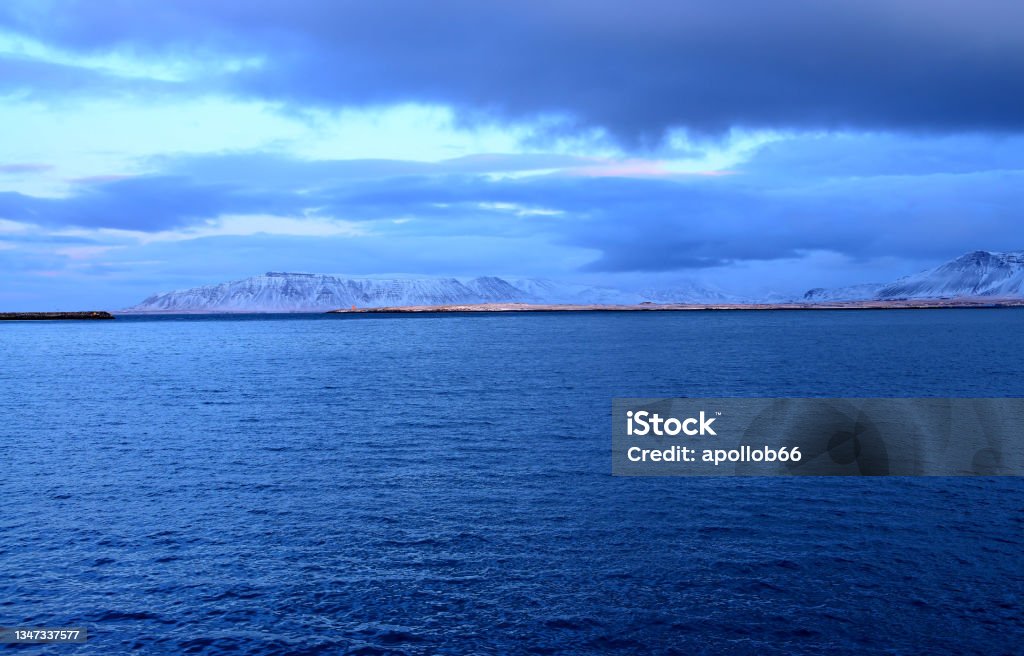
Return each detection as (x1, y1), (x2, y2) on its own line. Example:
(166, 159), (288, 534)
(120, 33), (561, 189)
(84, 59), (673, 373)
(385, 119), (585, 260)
(3, 3), (1020, 309)
(155, 152), (591, 186)
(0, 163), (52, 174)
(3, 136), (1022, 290)
(0, 151), (711, 232)
(741, 133), (1024, 179)
(0, 175), (301, 230)
(0, 55), (179, 99)
(568, 172), (1024, 271)
(2, 1), (1023, 142)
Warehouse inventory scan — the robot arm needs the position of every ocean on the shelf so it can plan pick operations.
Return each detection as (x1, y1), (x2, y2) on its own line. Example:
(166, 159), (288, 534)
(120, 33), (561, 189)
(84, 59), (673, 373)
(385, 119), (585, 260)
(1, 310), (1022, 654)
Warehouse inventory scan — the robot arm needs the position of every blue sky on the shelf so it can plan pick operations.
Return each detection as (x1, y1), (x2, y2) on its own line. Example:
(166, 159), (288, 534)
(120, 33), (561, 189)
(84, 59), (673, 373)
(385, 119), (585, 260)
(1, 1), (1023, 309)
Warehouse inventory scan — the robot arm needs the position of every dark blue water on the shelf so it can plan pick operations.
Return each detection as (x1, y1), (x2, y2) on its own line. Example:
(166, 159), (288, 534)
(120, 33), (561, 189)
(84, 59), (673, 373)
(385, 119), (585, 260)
(2, 310), (1022, 655)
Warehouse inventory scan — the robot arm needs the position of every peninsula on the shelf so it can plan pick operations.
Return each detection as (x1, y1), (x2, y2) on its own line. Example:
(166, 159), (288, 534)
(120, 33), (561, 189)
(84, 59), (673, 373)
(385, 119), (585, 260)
(0, 312), (116, 321)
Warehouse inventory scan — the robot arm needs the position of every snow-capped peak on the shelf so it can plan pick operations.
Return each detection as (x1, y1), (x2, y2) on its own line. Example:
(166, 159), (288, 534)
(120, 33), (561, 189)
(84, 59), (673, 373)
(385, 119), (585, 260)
(804, 250), (1024, 301)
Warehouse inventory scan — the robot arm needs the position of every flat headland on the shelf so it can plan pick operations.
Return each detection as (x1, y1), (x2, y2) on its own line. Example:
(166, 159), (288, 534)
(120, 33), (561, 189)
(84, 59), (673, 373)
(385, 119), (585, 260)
(329, 298), (1024, 314)
(0, 311), (115, 321)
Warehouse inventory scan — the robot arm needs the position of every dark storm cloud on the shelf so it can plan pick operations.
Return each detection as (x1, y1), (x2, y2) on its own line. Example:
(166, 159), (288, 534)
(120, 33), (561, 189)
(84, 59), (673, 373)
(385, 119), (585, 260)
(2, 0), (1023, 140)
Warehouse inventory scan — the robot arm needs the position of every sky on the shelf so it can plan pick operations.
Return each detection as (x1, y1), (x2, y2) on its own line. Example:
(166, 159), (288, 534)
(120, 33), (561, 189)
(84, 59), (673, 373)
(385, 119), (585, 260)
(1, 0), (1023, 309)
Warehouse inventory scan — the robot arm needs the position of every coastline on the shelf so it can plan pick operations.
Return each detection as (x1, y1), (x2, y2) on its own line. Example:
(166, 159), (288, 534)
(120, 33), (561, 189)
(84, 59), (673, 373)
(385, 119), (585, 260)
(0, 311), (115, 321)
(327, 298), (1024, 313)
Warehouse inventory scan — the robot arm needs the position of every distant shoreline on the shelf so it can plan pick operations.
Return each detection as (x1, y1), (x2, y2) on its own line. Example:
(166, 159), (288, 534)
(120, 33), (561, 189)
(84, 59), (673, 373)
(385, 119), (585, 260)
(109, 297), (1024, 315)
(328, 298), (1024, 313)
(0, 311), (115, 321)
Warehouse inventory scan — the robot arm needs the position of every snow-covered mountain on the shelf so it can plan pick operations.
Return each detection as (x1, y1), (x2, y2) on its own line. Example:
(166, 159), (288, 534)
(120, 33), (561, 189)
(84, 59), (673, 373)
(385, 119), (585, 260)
(125, 272), (732, 312)
(126, 273), (525, 312)
(506, 279), (644, 305)
(804, 251), (1024, 301)
(126, 251), (1024, 312)
(637, 280), (746, 304)
(802, 283), (886, 302)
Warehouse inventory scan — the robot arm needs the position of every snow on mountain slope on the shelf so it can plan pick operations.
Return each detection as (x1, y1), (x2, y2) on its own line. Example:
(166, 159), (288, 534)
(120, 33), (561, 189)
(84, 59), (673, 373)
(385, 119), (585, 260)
(804, 251), (1024, 301)
(125, 273), (737, 312)
(803, 283), (886, 302)
(877, 251), (1024, 299)
(126, 273), (521, 312)
(124, 250), (1024, 312)
(637, 280), (746, 304)
(507, 279), (644, 304)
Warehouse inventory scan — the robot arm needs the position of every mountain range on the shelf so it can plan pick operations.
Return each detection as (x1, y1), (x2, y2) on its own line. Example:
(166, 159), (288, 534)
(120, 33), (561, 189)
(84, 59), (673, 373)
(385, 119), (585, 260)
(124, 250), (1024, 312)
(125, 273), (647, 312)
